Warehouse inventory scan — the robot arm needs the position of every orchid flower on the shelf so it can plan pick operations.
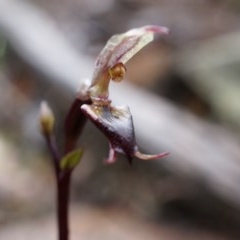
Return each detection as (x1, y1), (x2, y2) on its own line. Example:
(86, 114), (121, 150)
(65, 25), (169, 164)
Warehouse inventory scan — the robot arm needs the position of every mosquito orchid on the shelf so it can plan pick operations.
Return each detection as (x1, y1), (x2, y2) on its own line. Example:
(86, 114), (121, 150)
(65, 25), (169, 164)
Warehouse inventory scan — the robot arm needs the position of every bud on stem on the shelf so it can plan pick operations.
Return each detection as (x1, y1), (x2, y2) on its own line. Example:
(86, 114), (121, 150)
(39, 101), (55, 136)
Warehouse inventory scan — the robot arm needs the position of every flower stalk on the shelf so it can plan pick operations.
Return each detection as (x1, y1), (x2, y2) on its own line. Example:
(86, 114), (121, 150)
(57, 170), (71, 240)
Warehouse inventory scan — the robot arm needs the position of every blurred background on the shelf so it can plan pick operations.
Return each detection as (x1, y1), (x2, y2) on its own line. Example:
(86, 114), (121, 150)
(1, 0), (240, 239)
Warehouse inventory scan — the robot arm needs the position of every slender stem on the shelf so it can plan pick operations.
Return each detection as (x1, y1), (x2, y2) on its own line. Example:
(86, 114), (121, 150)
(43, 98), (88, 240)
(45, 134), (60, 174)
(44, 134), (71, 240)
(57, 171), (71, 240)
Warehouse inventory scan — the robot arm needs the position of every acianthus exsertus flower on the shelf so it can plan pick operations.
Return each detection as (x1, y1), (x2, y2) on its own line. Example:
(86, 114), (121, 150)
(72, 25), (169, 164)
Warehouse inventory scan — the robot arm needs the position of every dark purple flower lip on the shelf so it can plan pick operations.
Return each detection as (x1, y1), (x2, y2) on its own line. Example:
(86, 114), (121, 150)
(81, 103), (169, 164)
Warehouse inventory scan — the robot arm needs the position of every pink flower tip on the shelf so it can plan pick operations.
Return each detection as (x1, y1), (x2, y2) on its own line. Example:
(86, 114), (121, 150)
(143, 25), (169, 34)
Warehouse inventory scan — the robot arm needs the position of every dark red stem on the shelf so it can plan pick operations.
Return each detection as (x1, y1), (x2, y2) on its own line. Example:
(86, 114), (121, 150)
(45, 134), (60, 174)
(57, 171), (71, 240)
(64, 98), (91, 153)
(44, 98), (88, 240)
(45, 134), (71, 240)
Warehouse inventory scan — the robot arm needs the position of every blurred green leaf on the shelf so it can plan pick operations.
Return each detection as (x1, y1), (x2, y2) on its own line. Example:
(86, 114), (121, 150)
(60, 148), (83, 170)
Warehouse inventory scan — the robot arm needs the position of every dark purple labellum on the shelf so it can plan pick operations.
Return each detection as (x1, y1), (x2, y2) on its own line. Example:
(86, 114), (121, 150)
(81, 104), (137, 164)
